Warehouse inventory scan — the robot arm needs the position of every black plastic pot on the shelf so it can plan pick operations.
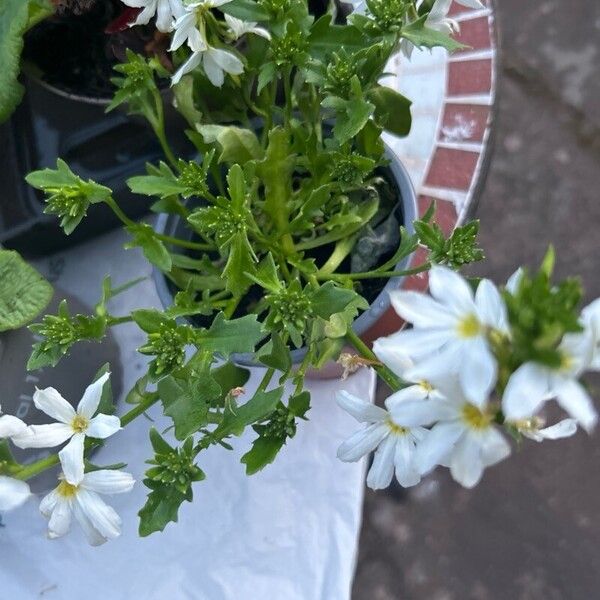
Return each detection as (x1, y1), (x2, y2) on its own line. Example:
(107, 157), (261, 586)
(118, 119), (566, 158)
(153, 145), (417, 368)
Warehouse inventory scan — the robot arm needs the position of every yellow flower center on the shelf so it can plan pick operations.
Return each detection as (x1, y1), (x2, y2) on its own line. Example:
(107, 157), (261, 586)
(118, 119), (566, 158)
(456, 313), (482, 339)
(559, 352), (574, 372)
(387, 419), (409, 436)
(461, 403), (492, 430)
(57, 480), (79, 499)
(419, 380), (434, 393)
(71, 414), (89, 433)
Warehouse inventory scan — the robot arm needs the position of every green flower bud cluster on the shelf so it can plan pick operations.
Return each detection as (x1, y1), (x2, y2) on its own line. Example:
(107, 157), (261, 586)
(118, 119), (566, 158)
(331, 153), (376, 187)
(325, 53), (357, 98)
(259, 0), (293, 14)
(139, 322), (189, 377)
(366, 0), (411, 31)
(271, 28), (308, 66)
(267, 286), (313, 330)
(262, 405), (297, 440)
(145, 446), (204, 495)
(190, 206), (246, 247)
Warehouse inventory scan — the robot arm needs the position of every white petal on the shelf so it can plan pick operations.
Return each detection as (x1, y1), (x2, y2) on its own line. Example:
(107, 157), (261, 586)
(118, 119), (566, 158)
(12, 423), (73, 449)
(455, 0), (484, 8)
(415, 421), (464, 475)
(385, 385), (428, 409)
(59, 433), (85, 485)
(76, 489), (122, 540)
(39, 488), (60, 517)
(87, 414), (121, 439)
(366, 434), (396, 490)
(459, 338), (497, 407)
(479, 427), (511, 467)
(0, 415), (28, 438)
(155, 0), (173, 32)
(337, 423), (389, 462)
(172, 51), (203, 85)
(538, 419), (578, 440)
(389, 398), (456, 428)
(336, 391), (388, 423)
(33, 387), (75, 424)
(249, 25), (271, 40)
(394, 436), (422, 488)
(0, 477), (31, 511)
(375, 328), (452, 362)
(449, 433), (484, 488)
(389, 291), (456, 328)
(429, 265), (476, 316)
(133, 3), (157, 26)
(71, 499), (107, 546)
(47, 498), (73, 539)
(372, 336), (414, 377)
(82, 470), (135, 495)
(77, 372), (110, 419)
(554, 378), (598, 433)
(502, 362), (551, 420)
(476, 278), (508, 332)
(428, 0), (453, 22)
(405, 340), (462, 384)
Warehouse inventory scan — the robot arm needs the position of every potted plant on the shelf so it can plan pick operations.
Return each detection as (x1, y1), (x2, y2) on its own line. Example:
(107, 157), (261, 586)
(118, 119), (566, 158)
(1, 0), (599, 549)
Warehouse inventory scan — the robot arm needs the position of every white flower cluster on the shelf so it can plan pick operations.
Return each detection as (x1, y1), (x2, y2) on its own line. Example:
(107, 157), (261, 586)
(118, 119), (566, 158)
(337, 266), (599, 489)
(0, 374), (134, 545)
(121, 0), (270, 86)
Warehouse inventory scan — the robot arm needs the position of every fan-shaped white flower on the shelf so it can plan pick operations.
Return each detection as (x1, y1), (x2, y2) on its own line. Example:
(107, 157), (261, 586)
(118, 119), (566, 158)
(502, 331), (598, 432)
(414, 376), (510, 488)
(224, 14), (271, 40)
(387, 265), (508, 407)
(336, 390), (436, 489)
(173, 45), (244, 86)
(121, 0), (185, 32)
(40, 469), (135, 546)
(170, 9), (206, 53)
(13, 373), (121, 485)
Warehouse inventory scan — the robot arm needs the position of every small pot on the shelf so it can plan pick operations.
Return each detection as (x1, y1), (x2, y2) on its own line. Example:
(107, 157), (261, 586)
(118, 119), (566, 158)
(153, 145), (417, 370)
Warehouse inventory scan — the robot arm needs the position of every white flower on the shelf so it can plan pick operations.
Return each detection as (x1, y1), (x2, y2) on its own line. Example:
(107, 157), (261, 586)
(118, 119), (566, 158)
(582, 298), (600, 370)
(386, 266), (508, 407)
(172, 45), (244, 86)
(40, 469), (135, 546)
(170, 9), (206, 53)
(511, 417), (577, 443)
(0, 476), (31, 512)
(414, 375), (510, 488)
(13, 373), (121, 484)
(0, 407), (29, 439)
(336, 391), (435, 489)
(224, 14), (271, 40)
(502, 331), (598, 432)
(121, 0), (185, 32)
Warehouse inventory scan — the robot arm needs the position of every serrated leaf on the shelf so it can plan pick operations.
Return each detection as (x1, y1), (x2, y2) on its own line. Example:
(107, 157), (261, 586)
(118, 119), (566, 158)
(368, 86), (412, 138)
(197, 125), (263, 164)
(0, 250), (52, 332)
(402, 15), (466, 52)
(197, 313), (264, 356)
(241, 436), (285, 475)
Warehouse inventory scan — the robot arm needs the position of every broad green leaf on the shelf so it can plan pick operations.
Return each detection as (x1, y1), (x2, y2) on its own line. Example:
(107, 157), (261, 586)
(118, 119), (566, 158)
(241, 436), (285, 475)
(131, 309), (166, 333)
(219, 0), (270, 22)
(258, 332), (292, 373)
(307, 15), (366, 59)
(172, 75), (203, 128)
(223, 232), (257, 295)
(368, 86), (412, 138)
(211, 361), (251, 393)
(311, 282), (363, 320)
(197, 125), (263, 164)
(0, 250), (52, 332)
(126, 224), (172, 272)
(212, 387), (284, 440)
(197, 313), (264, 356)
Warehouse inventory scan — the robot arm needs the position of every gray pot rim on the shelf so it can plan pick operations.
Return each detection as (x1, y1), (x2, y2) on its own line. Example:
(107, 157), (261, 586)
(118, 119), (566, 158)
(153, 144), (417, 367)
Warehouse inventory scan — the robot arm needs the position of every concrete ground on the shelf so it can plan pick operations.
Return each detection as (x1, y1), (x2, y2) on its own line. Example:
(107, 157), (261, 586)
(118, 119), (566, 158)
(353, 1), (600, 598)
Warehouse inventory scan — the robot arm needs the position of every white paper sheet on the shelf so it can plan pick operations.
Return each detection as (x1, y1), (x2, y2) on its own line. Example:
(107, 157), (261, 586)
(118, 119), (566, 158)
(1, 228), (375, 600)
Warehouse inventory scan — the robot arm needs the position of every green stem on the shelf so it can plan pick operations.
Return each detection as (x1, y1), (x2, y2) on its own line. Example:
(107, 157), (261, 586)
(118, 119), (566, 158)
(345, 329), (406, 392)
(107, 316), (134, 326)
(257, 368), (275, 393)
(320, 263), (431, 282)
(155, 233), (214, 252)
(152, 89), (178, 169)
(283, 67), (293, 128)
(318, 234), (359, 276)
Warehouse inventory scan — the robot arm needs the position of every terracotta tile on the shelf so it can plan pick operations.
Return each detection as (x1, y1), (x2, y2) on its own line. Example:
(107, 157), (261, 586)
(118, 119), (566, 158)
(447, 59), (492, 96)
(440, 104), (490, 143)
(454, 17), (492, 52)
(425, 147), (480, 190)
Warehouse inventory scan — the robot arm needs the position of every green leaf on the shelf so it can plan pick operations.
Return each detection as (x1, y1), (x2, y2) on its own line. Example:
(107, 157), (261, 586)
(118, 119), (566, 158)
(307, 15), (366, 60)
(212, 387), (284, 440)
(311, 282), (362, 320)
(158, 366), (220, 441)
(368, 86), (412, 137)
(288, 391), (311, 418)
(258, 332), (292, 373)
(126, 224), (172, 272)
(241, 436), (285, 475)
(0, 250), (52, 332)
(197, 313), (264, 356)
(219, 0), (270, 22)
(127, 172), (187, 199)
(223, 232), (257, 295)
(172, 75), (203, 128)
(211, 362), (251, 393)
(139, 487), (190, 537)
(131, 309), (166, 333)
(401, 15), (466, 52)
(197, 125), (263, 164)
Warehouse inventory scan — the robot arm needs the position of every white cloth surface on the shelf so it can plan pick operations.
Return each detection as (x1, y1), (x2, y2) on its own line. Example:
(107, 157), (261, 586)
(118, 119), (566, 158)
(0, 228), (375, 600)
